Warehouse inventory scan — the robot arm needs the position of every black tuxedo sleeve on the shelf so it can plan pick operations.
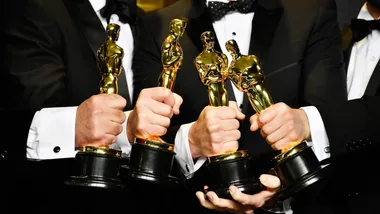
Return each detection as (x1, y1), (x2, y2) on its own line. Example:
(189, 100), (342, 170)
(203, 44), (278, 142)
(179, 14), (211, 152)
(316, 96), (380, 158)
(0, 109), (35, 162)
(5, 0), (67, 110)
(302, 0), (347, 106)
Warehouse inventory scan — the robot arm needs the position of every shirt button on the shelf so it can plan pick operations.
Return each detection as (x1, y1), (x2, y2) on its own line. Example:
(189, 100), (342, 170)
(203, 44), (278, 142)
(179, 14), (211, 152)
(324, 146), (330, 153)
(232, 32), (236, 36)
(53, 146), (61, 153)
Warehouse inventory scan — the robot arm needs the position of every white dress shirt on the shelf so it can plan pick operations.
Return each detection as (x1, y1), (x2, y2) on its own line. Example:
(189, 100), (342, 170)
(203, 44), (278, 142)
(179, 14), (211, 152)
(27, 0), (134, 159)
(174, 0), (330, 180)
(347, 3), (380, 100)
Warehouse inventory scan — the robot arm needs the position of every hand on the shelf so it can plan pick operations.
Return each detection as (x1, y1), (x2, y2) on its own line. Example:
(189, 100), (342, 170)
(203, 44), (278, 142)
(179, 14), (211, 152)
(127, 87), (183, 142)
(196, 174), (281, 214)
(250, 102), (311, 151)
(75, 94), (127, 148)
(189, 101), (245, 159)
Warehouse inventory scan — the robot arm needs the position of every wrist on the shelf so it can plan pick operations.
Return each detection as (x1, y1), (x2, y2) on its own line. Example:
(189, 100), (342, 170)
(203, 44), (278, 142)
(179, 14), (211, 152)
(126, 110), (135, 143)
(188, 123), (201, 159)
(299, 109), (311, 141)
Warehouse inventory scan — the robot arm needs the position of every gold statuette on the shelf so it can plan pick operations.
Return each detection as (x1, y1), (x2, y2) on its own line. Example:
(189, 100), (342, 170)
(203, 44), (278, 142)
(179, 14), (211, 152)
(137, 18), (187, 147)
(80, 23), (124, 157)
(98, 23), (124, 95)
(226, 39), (301, 153)
(158, 18), (187, 90)
(195, 31), (229, 107)
(226, 39), (273, 113)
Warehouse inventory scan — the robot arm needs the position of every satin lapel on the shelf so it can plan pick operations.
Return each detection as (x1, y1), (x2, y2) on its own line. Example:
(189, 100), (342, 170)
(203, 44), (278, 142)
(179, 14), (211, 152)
(365, 61), (380, 96)
(64, 0), (105, 59)
(241, 3), (283, 115)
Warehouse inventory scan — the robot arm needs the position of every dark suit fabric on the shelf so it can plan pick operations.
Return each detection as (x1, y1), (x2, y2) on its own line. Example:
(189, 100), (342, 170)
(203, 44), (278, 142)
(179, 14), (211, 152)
(292, 1), (380, 214)
(3, 1), (180, 213)
(133, 0), (347, 213)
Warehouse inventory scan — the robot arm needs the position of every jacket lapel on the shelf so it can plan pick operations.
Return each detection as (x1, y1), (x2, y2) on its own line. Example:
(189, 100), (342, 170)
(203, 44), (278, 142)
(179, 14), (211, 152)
(64, 0), (105, 59)
(365, 61), (380, 96)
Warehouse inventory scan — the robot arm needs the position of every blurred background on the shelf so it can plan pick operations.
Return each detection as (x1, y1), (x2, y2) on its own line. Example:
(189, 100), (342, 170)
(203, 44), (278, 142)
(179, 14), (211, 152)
(137, 0), (178, 12)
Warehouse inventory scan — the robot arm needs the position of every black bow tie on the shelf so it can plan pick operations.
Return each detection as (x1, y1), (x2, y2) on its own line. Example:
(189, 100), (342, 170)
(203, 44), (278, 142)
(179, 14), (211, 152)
(208, 0), (256, 21)
(100, 0), (137, 25)
(351, 18), (380, 42)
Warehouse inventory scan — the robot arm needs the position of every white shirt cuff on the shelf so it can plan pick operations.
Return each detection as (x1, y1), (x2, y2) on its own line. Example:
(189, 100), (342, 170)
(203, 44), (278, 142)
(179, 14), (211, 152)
(174, 122), (207, 178)
(301, 106), (331, 161)
(27, 107), (78, 160)
(27, 108), (133, 160)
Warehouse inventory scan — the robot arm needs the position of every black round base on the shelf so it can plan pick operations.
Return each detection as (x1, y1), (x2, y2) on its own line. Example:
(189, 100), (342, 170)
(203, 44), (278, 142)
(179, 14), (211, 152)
(64, 176), (126, 190)
(277, 164), (333, 200)
(120, 164), (179, 185)
(64, 151), (124, 190)
(205, 154), (260, 199)
(206, 181), (263, 200)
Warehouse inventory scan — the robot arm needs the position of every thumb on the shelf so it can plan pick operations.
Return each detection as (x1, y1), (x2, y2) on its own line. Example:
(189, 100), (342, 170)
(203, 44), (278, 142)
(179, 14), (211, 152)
(259, 174), (281, 191)
(250, 114), (260, 132)
(172, 93), (183, 115)
(229, 101), (245, 120)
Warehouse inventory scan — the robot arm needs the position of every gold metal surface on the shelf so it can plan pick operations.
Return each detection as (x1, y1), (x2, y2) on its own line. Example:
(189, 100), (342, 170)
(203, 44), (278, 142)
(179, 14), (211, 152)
(207, 150), (248, 163)
(158, 18), (187, 90)
(80, 146), (122, 158)
(138, 18), (187, 150)
(78, 24), (124, 157)
(137, 0), (177, 12)
(226, 39), (273, 113)
(136, 138), (175, 152)
(273, 141), (308, 164)
(98, 24), (124, 95)
(195, 31), (229, 107)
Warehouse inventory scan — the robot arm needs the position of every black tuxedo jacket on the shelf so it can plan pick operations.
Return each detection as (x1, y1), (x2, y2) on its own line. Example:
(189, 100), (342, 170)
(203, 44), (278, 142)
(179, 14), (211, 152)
(290, 1), (380, 214)
(133, 0), (347, 178)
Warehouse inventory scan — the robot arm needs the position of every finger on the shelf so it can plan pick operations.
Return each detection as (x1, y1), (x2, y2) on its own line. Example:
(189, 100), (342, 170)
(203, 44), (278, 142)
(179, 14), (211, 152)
(221, 130), (241, 143)
(206, 191), (243, 212)
(196, 191), (219, 211)
(229, 101), (239, 111)
(139, 124), (168, 138)
(173, 93), (183, 115)
(263, 125), (287, 146)
(259, 174), (281, 191)
(229, 185), (263, 208)
(258, 104), (278, 125)
(102, 108), (126, 124)
(142, 87), (176, 107)
(147, 100), (174, 118)
(101, 94), (127, 110)
(104, 121), (124, 136)
(260, 115), (283, 137)
(250, 114), (260, 132)
(146, 112), (171, 128)
(216, 107), (244, 120)
(218, 119), (240, 131)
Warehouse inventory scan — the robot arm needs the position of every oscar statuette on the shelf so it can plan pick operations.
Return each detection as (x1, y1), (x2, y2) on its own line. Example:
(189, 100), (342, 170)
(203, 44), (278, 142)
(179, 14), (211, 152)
(226, 39), (329, 201)
(65, 23), (126, 189)
(195, 31), (261, 200)
(121, 18), (187, 184)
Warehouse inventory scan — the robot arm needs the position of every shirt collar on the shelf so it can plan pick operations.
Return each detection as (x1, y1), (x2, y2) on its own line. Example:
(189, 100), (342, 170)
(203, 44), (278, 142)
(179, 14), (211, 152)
(89, 0), (107, 12)
(358, 2), (380, 20)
